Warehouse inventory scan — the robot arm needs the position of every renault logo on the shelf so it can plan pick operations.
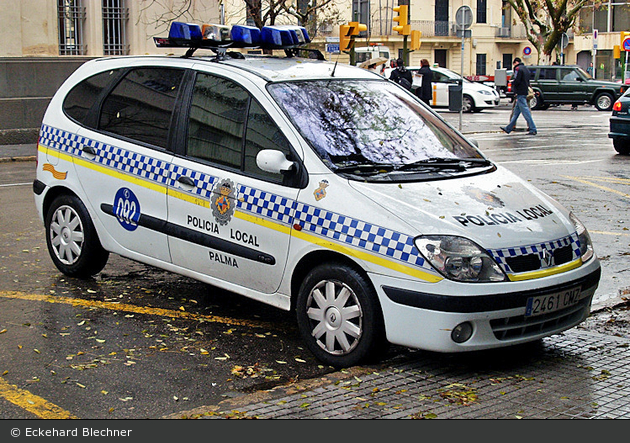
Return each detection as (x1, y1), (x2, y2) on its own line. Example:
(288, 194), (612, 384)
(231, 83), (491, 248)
(540, 249), (554, 268)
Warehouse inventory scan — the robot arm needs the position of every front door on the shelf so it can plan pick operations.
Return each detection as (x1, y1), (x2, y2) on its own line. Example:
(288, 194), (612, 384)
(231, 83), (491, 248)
(167, 70), (300, 294)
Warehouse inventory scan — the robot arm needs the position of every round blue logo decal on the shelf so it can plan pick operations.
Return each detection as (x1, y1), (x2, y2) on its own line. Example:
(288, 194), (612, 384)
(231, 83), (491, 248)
(114, 187), (141, 231)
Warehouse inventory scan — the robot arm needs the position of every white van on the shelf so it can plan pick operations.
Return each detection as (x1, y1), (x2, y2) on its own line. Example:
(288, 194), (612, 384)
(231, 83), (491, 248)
(33, 23), (600, 368)
(353, 44), (391, 66)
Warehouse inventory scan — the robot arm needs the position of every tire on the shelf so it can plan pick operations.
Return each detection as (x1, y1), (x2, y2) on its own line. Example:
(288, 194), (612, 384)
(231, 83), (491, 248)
(528, 94), (542, 110)
(45, 194), (109, 278)
(462, 95), (475, 113)
(595, 92), (614, 111)
(613, 138), (630, 155)
(296, 262), (388, 368)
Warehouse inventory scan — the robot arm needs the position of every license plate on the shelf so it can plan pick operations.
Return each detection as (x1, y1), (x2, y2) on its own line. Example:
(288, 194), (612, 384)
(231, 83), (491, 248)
(525, 286), (582, 317)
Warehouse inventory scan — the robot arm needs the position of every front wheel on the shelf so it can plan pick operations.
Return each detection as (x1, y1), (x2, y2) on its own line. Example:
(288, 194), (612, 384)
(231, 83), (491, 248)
(595, 92), (614, 111)
(462, 95), (475, 113)
(45, 194), (109, 278)
(296, 263), (388, 368)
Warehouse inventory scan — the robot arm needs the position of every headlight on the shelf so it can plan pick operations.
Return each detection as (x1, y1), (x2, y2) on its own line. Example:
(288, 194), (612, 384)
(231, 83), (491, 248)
(569, 212), (594, 262)
(415, 236), (507, 282)
(478, 90), (493, 95)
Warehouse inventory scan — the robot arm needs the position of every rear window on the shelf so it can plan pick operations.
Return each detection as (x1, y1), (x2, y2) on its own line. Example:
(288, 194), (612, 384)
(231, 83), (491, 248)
(63, 70), (119, 125)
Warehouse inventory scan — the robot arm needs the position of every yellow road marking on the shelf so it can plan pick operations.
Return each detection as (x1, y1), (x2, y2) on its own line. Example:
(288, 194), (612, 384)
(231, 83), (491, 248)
(591, 230), (630, 237)
(0, 291), (280, 331)
(0, 378), (78, 419)
(560, 175), (630, 199)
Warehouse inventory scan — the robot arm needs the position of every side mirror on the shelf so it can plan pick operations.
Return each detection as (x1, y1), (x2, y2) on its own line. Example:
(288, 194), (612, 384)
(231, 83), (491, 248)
(256, 149), (296, 174)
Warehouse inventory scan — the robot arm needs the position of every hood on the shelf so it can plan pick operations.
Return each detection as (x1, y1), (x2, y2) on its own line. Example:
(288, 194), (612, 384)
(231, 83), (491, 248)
(348, 166), (574, 250)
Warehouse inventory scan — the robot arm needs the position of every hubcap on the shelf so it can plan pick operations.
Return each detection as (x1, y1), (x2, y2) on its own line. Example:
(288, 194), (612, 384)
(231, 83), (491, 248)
(50, 205), (85, 265)
(306, 280), (363, 355)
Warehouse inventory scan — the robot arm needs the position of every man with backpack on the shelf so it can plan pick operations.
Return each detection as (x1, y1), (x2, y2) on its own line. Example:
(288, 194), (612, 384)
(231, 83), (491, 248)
(389, 58), (413, 90)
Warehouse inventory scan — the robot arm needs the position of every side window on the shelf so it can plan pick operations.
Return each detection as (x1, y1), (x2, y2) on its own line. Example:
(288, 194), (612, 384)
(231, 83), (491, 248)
(187, 72), (292, 184)
(539, 68), (557, 80)
(187, 73), (249, 169)
(63, 70), (119, 126)
(244, 100), (292, 182)
(99, 68), (185, 149)
(560, 68), (579, 81)
(529, 68), (538, 80)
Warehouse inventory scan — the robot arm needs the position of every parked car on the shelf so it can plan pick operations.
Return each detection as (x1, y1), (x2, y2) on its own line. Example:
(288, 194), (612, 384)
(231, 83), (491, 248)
(507, 64), (627, 111)
(385, 66), (501, 112)
(609, 88), (630, 155)
(33, 22), (600, 368)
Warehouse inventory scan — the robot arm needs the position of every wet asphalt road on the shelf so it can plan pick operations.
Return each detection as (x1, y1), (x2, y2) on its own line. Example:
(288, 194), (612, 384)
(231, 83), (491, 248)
(0, 103), (628, 419)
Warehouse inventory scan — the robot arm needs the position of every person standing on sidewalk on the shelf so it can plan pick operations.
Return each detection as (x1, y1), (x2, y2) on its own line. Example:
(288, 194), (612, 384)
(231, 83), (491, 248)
(501, 58), (537, 135)
(416, 59), (433, 105)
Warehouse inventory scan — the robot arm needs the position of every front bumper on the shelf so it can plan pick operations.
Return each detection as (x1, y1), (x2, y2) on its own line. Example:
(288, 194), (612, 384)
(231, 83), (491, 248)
(372, 257), (601, 353)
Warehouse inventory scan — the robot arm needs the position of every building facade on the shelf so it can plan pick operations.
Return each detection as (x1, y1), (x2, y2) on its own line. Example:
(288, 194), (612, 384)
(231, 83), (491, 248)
(1, 0), (627, 79)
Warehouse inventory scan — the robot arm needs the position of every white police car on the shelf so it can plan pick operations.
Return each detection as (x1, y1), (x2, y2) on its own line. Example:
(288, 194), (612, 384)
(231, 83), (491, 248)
(33, 22), (601, 368)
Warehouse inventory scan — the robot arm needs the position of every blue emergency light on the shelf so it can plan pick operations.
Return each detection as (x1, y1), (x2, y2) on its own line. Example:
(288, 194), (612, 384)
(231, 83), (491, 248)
(168, 22), (202, 40)
(230, 25), (262, 46)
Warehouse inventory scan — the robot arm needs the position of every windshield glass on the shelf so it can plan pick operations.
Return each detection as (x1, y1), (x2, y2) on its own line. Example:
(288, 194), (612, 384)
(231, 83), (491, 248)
(267, 79), (484, 172)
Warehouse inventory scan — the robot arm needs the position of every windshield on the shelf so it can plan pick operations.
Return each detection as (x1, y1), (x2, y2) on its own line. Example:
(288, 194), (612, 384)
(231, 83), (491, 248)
(267, 79), (485, 176)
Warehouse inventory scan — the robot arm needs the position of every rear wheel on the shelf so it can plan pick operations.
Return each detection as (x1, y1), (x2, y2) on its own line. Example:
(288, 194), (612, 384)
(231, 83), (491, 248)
(296, 262), (388, 368)
(595, 92), (614, 111)
(613, 138), (630, 155)
(45, 194), (109, 278)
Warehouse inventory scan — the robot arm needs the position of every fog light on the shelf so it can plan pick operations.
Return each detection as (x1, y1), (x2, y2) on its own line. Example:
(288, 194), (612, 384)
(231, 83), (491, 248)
(451, 322), (473, 343)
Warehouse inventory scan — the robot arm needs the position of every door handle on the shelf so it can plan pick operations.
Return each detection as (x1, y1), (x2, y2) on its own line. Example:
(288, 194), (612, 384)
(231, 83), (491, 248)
(177, 176), (195, 187)
(82, 145), (97, 156)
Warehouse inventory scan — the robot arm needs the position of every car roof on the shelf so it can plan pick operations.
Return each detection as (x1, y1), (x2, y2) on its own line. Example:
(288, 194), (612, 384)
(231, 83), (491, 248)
(93, 53), (377, 83)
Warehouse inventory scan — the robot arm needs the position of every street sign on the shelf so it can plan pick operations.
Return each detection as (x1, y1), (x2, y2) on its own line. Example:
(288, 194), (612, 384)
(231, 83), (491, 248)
(623, 37), (630, 52)
(455, 6), (473, 30)
(523, 47), (532, 56)
(560, 33), (569, 49)
(326, 44), (340, 53)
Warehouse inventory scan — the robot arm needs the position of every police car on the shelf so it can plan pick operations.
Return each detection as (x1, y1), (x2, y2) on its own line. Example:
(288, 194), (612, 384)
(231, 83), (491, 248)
(33, 22), (601, 368)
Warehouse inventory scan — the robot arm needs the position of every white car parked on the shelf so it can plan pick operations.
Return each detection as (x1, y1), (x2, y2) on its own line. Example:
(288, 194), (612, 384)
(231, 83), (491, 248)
(385, 66), (501, 112)
(33, 22), (600, 368)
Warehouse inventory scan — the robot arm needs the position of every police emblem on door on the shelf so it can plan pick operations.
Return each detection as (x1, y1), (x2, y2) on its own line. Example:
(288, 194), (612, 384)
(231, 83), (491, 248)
(211, 179), (236, 226)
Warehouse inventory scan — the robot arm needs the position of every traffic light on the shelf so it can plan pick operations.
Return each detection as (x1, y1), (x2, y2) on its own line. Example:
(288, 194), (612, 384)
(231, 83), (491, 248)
(393, 5), (410, 36)
(348, 21), (367, 36)
(339, 22), (367, 53)
(614, 45), (621, 59)
(340, 24), (352, 52)
(410, 30), (421, 50)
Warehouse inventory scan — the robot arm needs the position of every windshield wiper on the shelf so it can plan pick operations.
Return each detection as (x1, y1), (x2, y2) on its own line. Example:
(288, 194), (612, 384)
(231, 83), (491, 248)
(396, 157), (492, 172)
(333, 162), (396, 174)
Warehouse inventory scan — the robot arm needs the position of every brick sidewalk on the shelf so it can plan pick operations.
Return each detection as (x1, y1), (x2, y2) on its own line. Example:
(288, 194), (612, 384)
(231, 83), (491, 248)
(172, 328), (630, 419)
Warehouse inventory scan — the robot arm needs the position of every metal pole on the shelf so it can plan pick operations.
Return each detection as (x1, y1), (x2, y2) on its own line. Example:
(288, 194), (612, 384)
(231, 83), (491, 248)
(460, 28), (464, 131)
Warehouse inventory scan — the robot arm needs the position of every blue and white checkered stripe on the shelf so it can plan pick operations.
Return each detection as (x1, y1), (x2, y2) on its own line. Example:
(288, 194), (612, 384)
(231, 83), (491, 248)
(237, 185), (295, 225)
(292, 202), (431, 271)
(488, 233), (580, 274)
(237, 184), (433, 272)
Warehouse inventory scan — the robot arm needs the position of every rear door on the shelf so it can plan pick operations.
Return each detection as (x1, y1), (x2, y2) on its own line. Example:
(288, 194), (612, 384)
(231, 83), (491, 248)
(536, 67), (560, 101)
(74, 66), (186, 262)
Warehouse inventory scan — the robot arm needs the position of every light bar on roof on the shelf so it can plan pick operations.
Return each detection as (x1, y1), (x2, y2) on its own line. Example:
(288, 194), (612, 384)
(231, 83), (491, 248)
(155, 21), (312, 53)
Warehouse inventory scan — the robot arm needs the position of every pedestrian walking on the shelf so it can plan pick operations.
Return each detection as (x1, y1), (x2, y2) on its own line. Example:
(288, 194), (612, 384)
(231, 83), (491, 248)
(417, 59), (433, 105)
(389, 58), (413, 90)
(500, 58), (537, 135)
